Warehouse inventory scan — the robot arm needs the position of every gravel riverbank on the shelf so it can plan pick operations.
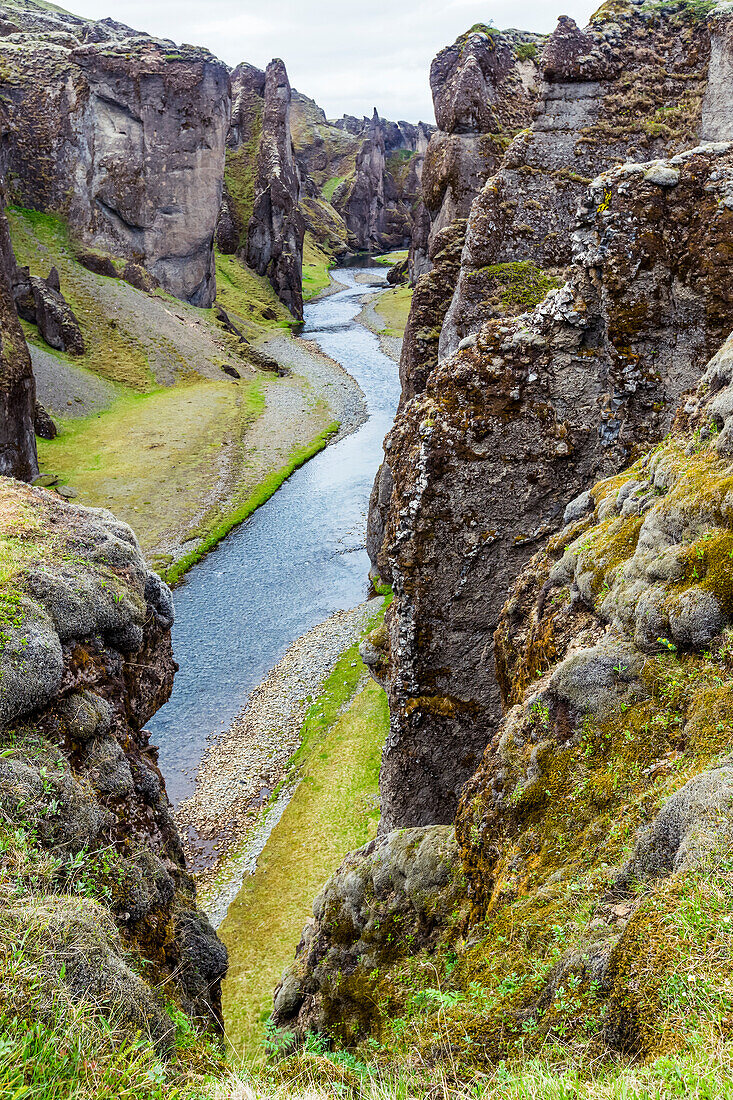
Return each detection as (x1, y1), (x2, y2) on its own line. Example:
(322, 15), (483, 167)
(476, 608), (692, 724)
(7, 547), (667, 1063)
(175, 596), (383, 925)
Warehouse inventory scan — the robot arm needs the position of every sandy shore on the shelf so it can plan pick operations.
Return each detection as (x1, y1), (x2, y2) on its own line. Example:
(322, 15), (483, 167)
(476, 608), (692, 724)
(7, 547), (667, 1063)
(175, 596), (383, 925)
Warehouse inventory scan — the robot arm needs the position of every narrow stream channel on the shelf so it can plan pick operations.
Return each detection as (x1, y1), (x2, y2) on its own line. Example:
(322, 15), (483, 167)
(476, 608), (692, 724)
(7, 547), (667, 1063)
(148, 268), (401, 805)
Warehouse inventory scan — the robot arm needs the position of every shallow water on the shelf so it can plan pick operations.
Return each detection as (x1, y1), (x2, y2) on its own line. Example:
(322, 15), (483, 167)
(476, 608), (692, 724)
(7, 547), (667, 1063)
(148, 269), (400, 805)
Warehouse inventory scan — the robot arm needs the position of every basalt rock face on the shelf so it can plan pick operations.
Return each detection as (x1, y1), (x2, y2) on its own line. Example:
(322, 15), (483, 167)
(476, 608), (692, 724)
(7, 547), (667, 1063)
(290, 94), (433, 259)
(277, 334), (733, 1064)
(0, 480), (227, 1031)
(272, 825), (467, 1046)
(244, 60), (304, 321)
(0, 174), (37, 481)
(375, 141), (733, 832)
(440, 3), (719, 358)
(0, 0), (230, 306)
(332, 113), (430, 253)
(402, 28), (542, 404)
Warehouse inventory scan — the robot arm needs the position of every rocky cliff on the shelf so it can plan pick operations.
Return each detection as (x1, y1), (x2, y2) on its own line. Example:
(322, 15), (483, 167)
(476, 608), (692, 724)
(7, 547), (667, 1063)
(275, 330), (733, 1075)
(331, 112), (430, 253)
(401, 26), (543, 404)
(218, 59), (305, 321)
(0, 0), (230, 307)
(0, 478), (227, 1039)
(290, 94), (433, 260)
(0, 170), (37, 481)
(367, 2), (733, 834)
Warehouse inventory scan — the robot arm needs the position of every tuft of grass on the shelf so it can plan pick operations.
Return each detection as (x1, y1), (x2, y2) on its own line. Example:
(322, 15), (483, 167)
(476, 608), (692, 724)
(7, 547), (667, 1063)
(372, 283), (413, 338)
(301, 233), (334, 302)
(373, 250), (408, 267)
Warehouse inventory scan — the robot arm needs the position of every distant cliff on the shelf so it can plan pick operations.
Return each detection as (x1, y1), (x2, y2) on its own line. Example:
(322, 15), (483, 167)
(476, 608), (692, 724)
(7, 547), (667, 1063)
(218, 59), (305, 321)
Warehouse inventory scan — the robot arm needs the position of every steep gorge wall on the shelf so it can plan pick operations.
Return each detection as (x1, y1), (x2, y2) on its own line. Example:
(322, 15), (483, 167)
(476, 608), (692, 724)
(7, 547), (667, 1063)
(275, 330), (733, 1066)
(369, 2), (733, 833)
(0, 0), (230, 307)
(218, 59), (305, 321)
(401, 27), (543, 403)
(0, 170), (37, 481)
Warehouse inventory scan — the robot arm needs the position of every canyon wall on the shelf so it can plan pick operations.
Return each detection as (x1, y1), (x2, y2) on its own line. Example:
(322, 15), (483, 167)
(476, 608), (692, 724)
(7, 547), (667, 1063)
(369, 2), (733, 833)
(0, 168), (37, 481)
(0, 0), (230, 307)
(218, 59), (305, 321)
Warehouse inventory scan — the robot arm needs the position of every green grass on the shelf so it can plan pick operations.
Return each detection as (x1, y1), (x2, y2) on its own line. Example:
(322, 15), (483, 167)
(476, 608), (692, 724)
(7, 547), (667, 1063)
(220, 609), (390, 1060)
(214, 251), (294, 335)
(372, 283), (413, 338)
(373, 250), (408, 267)
(8, 207), (153, 389)
(321, 175), (346, 203)
(302, 233), (334, 302)
(36, 380), (266, 562)
(163, 420), (339, 585)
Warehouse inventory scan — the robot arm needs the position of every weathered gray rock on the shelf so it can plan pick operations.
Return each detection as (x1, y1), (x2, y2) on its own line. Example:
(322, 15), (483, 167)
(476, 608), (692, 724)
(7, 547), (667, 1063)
(272, 825), (464, 1045)
(375, 144), (733, 830)
(439, 2), (722, 359)
(246, 60), (305, 320)
(0, 478), (227, 1027)
(0, 0), (230, 306)
(0, 157), (37, 480)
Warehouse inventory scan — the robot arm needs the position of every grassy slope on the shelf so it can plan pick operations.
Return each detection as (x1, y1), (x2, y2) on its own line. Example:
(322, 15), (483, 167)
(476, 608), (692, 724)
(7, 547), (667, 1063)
(8, 209), (344, 581)
(220, 624), (390, 1062)
(36, 380), (262, 570)
(302, 232), (334, 302)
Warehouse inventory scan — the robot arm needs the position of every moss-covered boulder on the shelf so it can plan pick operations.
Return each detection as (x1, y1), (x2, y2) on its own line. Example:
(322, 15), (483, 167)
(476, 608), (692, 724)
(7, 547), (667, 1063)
(0, 478), (226, 1035)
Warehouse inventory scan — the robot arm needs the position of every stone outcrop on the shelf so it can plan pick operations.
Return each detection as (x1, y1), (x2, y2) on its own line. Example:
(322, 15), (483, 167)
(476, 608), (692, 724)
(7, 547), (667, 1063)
(0, 479), (227, 1029)
(332, 113), (430, 253)
(13, 265), (85, 355)
(374, 140), (733, 831)
(0, 0), (230, 306)
(402, 28), (542, 403)
(440, 4), (718, 358)
(272, 825), (466, 1046)
(245, 60), (305, 321)
(290, 93), (433, 260)
(368, 4), (733, 834)
(274, 325), (733, 1070)
(0, 173), (37, 481)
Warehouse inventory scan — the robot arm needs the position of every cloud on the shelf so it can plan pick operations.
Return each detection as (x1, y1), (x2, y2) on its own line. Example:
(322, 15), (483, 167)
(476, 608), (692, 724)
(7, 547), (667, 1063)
(65, 0), (600, 122)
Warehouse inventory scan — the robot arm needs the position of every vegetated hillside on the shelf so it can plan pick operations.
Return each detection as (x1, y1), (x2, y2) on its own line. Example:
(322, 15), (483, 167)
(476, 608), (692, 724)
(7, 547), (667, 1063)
(263, 2), (733, 1096)
(0, 478), (229, 1097)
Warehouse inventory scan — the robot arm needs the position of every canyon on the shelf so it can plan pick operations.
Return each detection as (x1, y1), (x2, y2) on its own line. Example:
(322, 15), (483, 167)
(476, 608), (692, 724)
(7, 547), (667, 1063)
(2, 0), (733, 1098)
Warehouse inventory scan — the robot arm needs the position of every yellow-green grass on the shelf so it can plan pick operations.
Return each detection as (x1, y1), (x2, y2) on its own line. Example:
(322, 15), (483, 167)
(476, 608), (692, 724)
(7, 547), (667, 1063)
(214, 251), (295, 338)
(302, 233), (334, 302)
(373, 283), (413, 338)
(8, 207), (153, 389)
(374, 249), (408, 266)
(220, 632), (390, 1061)
(36, 379), (265, 561)
(321, 175), (346, 203)
(164, 419), (339, 585)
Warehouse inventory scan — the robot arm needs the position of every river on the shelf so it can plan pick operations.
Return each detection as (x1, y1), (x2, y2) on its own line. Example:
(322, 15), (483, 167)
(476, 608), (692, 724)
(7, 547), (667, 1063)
(148, 267), (400, 805)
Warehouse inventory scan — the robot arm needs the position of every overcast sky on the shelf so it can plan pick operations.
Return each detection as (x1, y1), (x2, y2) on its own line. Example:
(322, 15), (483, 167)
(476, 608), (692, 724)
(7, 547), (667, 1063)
(67, 0), (599, 122)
